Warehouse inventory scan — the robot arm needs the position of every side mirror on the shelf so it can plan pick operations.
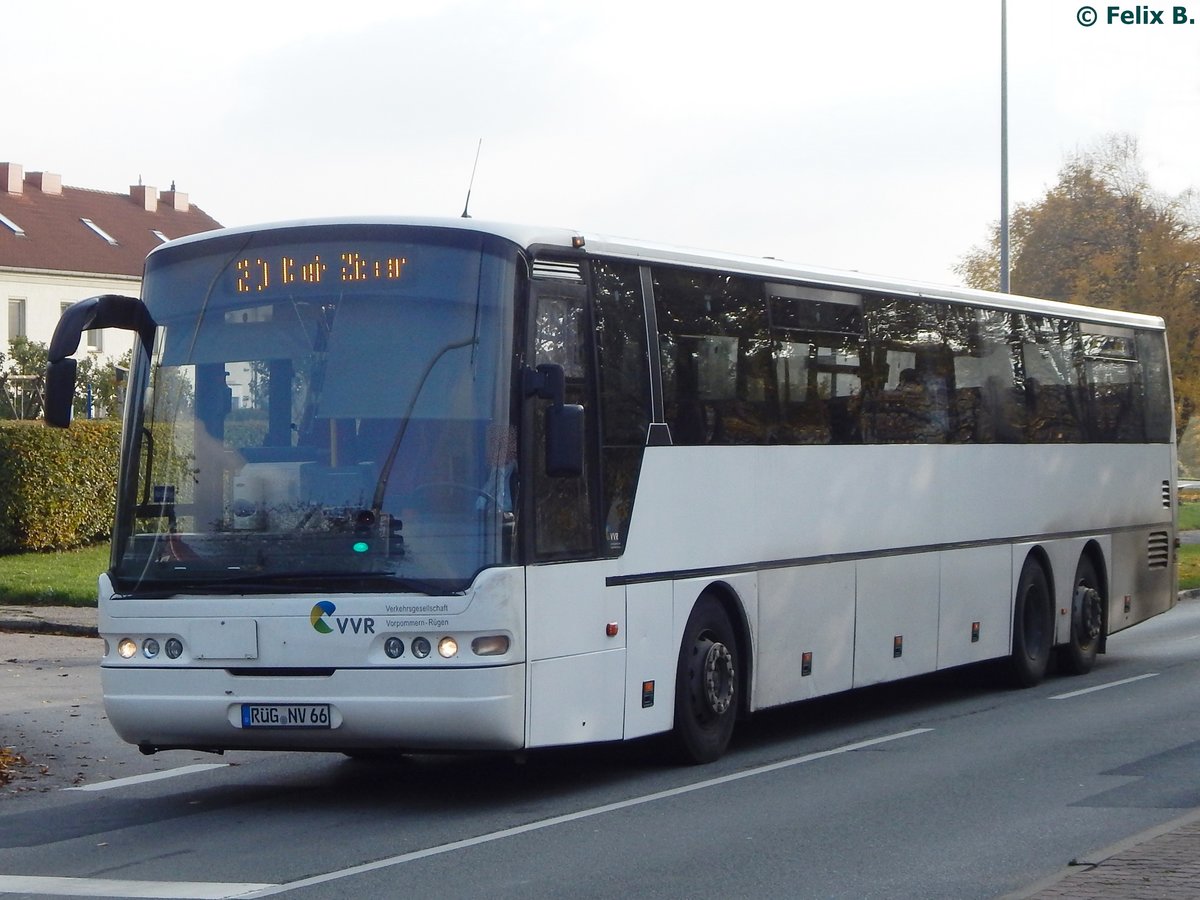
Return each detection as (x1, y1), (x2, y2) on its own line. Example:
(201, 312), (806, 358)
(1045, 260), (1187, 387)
(545, 403), (584, 477)
(44, 358), (78, 428)
(524, 363), (585, 478)
(45, 294), (155, 428)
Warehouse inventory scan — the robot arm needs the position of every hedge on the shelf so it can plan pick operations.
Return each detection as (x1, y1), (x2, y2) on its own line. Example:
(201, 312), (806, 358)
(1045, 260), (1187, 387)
(0, 420), (122, 552)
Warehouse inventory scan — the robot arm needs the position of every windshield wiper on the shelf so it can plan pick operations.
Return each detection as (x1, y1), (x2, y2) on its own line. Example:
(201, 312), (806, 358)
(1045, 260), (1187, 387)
(371, 336), (478, 516)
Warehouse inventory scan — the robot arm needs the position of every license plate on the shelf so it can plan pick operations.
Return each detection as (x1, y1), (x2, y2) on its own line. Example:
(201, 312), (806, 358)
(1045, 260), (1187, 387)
(240, 703), (331, 729)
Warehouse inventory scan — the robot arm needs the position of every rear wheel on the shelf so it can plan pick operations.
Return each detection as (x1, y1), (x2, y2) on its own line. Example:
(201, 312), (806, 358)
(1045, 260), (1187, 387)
(673, 596), (739, 764)
(1008, 557), (1054, 687)
(1060, 556), (1104, 675)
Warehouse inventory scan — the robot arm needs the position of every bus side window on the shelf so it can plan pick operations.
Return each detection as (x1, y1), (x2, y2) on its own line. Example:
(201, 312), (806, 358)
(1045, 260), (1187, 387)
(593, 261), (650, 554)
(654, 267), (774, 445)
(969, 309), (1026, 442)
(531, 283), (596, 559)
(766, 286), (863, 445)
(1137, 330), (1173, 442)
(1019, 315), (1086, 443)
(862, 298), (952, 444)
(1082, 328), (1145, 442)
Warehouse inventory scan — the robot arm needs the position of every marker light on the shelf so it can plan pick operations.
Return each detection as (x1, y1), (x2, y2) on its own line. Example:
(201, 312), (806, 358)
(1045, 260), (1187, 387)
(165, 638), (184, 659)
(472, 635), (510, 656)
(117, 638), (137, 659)
(411, 637), (431, 659)
(384, 637), (405, 659)
(437, 637), (458, 659)
(142, 638), (160, 659)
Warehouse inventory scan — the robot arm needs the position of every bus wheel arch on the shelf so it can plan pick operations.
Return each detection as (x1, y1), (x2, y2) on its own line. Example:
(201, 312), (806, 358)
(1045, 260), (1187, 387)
(1059, 544), (1107, 675)
(1008, 550), (1055, 687)
(672, 584), (749, 764)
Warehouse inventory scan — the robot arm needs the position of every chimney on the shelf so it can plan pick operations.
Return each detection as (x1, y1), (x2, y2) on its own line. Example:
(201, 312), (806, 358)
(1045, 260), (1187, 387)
(0, 162), (23, 194)
(160, 188), (189, 212)
(26, 171), (62, 195)
(130, 184), (158, 212)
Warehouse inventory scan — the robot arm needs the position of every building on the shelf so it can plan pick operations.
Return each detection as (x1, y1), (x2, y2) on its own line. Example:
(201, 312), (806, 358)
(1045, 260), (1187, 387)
(0, 162), (222, 367)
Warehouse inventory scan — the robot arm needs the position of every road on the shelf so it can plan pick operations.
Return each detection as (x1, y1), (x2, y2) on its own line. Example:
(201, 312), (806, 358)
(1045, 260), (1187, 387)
(3, 599), (1200, 899)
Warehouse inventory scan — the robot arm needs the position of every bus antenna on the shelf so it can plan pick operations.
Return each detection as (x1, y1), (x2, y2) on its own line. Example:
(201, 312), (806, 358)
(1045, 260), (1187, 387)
(461, 139), (483, 218)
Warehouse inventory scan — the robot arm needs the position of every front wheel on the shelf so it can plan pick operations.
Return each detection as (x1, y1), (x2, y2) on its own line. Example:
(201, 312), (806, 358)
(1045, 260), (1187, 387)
(1008, 557), (1054, 687)
(673, 596), (740, 764)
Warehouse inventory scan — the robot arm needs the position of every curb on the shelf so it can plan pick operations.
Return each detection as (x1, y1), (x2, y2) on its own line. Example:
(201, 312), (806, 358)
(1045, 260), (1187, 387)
(1003, 806), (1200, 898)
(0, 620), (98, 638)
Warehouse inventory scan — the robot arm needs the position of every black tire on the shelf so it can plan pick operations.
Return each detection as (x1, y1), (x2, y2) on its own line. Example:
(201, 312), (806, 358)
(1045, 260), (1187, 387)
(673, 596), (739, 764)
(1008, 557), (1054, 687)
(1059, 555), (1104, 675)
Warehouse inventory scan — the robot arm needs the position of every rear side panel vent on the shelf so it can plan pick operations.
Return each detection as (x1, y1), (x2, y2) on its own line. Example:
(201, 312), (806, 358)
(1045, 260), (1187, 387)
(1162, 480), (1172, 508)
(532, 258), (584, 283)
(1148, 531), (1170, 570)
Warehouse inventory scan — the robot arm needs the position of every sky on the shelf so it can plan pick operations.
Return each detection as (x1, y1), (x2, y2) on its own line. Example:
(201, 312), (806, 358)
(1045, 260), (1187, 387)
(4, 0), (1199, 285)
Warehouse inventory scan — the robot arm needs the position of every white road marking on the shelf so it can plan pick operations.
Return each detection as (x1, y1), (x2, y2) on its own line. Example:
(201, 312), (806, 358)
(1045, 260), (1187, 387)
(10, 729), (931, 898)
(243, 727), (934, 897)
(63, 764), (229, 792)
(1049, 672), (1159, 700)
(0, 875), (275, 899)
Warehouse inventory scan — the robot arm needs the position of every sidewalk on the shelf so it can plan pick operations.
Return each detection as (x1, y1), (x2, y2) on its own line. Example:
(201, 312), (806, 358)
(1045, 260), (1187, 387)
(1011, 807), (1200, 899)
(2, 602), (1198, 897)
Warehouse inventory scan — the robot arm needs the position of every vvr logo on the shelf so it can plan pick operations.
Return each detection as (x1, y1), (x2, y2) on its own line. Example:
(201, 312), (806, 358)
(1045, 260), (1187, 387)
(309, 601), (376, 636)
(310, 601), (336, 634)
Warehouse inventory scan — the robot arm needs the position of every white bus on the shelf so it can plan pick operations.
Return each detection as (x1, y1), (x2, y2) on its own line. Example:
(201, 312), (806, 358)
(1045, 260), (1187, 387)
(46, 218), (1177, 764)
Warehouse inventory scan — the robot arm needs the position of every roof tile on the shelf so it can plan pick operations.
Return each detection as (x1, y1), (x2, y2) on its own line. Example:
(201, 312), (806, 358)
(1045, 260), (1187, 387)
(0, 171), (222, 277)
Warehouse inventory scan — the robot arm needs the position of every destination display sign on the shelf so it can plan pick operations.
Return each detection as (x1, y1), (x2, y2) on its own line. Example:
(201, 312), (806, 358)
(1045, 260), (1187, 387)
(234, 251), (409, 294)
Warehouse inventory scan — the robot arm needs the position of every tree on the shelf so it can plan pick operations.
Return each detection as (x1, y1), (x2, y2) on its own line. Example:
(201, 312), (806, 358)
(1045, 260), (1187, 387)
(0, 338), (48, 420)
(0, 339), (131, 421)
(75, 350), (132, 419)
(956, 135), (1200, 435)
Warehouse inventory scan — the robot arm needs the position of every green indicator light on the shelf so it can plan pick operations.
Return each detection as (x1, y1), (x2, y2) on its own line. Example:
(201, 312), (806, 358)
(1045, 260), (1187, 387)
(352, 541), (369, 553)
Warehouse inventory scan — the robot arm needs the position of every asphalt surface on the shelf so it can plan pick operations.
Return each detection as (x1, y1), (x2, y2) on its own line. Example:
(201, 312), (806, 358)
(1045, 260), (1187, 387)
(3, 601), (1199, 898)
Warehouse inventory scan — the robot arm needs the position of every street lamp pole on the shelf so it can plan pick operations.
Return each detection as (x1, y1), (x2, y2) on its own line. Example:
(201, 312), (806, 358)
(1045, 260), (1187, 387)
(1000, 0), (1011, 293)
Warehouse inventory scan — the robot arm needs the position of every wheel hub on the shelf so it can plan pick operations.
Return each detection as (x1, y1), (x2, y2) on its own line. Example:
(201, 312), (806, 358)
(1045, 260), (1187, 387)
(1075, 585), (1103, 640)
(701, 641), (735, 716)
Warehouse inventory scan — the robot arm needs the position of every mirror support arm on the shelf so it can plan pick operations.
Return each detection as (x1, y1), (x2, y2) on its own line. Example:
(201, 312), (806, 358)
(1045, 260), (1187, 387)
(45, 294), (156, 428)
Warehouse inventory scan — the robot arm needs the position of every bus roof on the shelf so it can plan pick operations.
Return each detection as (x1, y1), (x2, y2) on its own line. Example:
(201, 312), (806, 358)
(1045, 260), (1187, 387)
(153, 216), (1166, 332)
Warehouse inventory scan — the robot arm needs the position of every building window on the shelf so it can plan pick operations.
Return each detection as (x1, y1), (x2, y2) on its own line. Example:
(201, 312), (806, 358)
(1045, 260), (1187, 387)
(8, 299), (26, 340)
(87, 329), (103, 352)
(80, 217), (118, 245)
(0, 211), (25, 237)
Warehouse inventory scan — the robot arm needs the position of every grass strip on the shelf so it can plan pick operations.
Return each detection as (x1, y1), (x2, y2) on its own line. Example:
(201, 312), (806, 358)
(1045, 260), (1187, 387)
(0, 544), (108, 606)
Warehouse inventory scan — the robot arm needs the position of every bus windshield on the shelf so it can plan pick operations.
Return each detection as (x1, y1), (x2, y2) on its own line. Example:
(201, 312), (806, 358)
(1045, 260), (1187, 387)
(113, 225), (520, 596)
